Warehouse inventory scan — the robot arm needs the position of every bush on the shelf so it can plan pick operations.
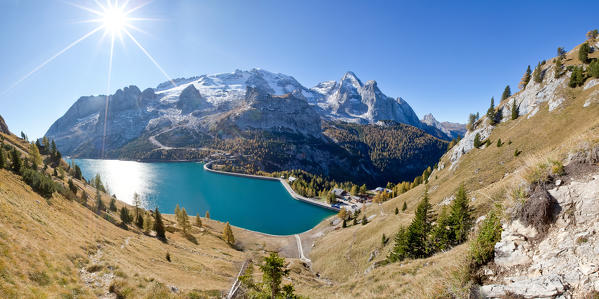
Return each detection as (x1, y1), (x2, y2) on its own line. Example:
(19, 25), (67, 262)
(569, 66), (586, 87)
(22, 169), (56, 198)
(589, 60), (599, 78)
(469, 208), (502, 268)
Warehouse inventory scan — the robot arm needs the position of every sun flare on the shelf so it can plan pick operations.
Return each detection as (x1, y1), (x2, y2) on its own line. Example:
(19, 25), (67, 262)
(102, 6), (128, 35)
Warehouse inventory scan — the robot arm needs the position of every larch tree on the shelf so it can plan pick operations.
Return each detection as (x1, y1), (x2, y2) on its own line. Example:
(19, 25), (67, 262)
(205, 210), (210, 219)
(29, 142), (42, 168)
(519, 65), (532, 89)
(223, 222), (235, 246)
(178, 207), (191, 234)
(195, 212), (202, 227)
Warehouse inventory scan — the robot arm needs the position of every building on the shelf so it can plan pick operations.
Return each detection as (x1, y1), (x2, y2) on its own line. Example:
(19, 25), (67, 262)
(332, 188), (346, 198)
(288, 176), (297, 183)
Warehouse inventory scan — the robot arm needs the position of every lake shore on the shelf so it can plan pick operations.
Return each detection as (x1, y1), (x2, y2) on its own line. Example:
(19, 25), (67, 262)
(203, 161), (340, 212)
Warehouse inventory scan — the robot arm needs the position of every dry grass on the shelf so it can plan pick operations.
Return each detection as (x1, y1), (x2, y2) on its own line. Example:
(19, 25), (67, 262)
(300, 74), (599, 298)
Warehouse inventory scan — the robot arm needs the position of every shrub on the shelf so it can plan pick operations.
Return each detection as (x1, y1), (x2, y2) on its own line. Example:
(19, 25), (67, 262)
(109, 280), (133, 299)
(514, 149), (522, 157)
(589, 60), (599, 78)
(550, 160), (565, 176)
(469, 208), (502, 269)
(569, 66), (586, 87)
(22, 169), (56, 198)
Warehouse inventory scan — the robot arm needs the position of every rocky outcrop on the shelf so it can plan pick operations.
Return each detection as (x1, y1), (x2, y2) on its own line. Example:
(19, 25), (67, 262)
(0, 115), (9, 134)
(421, 113), (466, 139)
(221, 87), (322, 137)
(481, 170), (599, 298)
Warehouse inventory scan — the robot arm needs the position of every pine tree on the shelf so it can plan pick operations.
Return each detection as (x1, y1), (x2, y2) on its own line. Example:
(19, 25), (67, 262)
(569, 66), (585, 88)
(50, 140), (57, 159)
(511, 99), (519, 120)
(402, 201), (407, 211)
(153, 208), (167, 242)
(447, 184), (474, 245)
(473, 133), (482, 148)
(554, 57), (564, 78)
(42, 137), (50, 154)
(342, 219), (347, 228)
(74, 164), (82, 180)
(389, 187), (434, 261)
(519, 65), (532, 89)
(501, 85), (511, 101)
(135, 211), (144, 229)
(109, 196), (117, 212)
(361, 215), (368, 225)
(486, 97), (497, 125)
(588, 29), (599, 41)
(496, 138), (502, 147)
(395, 207), (399, 215)
(68, 179), (77, 194)
(120, 207), (131, 224)
(466, 113), (478, 131)
(195, 213), (202, 227)
(533, 62), (543, 83)
(10, 148), (22, 174)
(579, 42), (590, 63)
(223, 222), (235, 245)
(259, 252), (289, 299)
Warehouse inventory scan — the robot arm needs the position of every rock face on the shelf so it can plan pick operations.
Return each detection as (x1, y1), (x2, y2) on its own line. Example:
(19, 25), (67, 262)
(45, 69), (450, 185)
(421, 113), (466, 139)
(0, 115), (9, 134)
(481, 171), (599, 298)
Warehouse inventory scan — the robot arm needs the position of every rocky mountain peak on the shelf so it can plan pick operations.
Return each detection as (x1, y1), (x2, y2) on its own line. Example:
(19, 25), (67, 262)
(0, 115), (9, 134)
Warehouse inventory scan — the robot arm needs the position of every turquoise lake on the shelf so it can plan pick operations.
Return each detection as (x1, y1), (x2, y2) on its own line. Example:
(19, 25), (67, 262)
(71, 159), (334, 235)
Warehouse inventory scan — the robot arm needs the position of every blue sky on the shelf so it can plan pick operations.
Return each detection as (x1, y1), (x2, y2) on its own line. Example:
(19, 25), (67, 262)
(1, 0), (598, 139)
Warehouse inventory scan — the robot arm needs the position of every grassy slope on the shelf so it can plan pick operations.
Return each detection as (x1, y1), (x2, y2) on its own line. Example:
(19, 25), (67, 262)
(0, 133), (308, 298)
(300, 48), (599, 298)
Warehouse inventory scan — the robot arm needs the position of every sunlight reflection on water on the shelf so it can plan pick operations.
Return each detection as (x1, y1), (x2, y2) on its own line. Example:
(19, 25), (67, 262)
(76, 159), (155, 206)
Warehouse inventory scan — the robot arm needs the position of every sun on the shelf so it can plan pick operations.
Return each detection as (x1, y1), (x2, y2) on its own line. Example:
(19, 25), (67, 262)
(102, 6), (129, 35)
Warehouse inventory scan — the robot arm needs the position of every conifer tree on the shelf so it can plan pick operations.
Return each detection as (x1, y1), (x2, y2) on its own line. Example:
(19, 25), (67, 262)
(519, 65), (532, 89)
(29, 143), (42, 167)
(205, 210), (210, 219)
(486, 97), (497, 125)
(120, 207), (131, 224)
(579, 42), (590, 63)
(42, 137), (50, 154)
(501, 85), (511, 101)
(395, 207), (399, 215)
(554, 57), (564, 78)
(511, 99), (519, 120)
(143, 213), (153, 233)
(473, 133), (482, 148)
(447, 184), (473, 245)
(135, 211), (144, 229)
(496, 138), (502, 147)
(389, 187), (434, 261)
(178, 207), (191, 234)
(50, 140), (57, 159)
(259, 253), (290, 298)
(342, 219), (347, 228)
(195, 213), (202, 227)
(223, 222), (235, 245)
(588, 29), (599, 41)
(557, 47), (566, 59)
(74, 164), (82, 180)
(402, 201), (407, 211)
(569, 66), (585, 87)
(533, 62), (543, 83)
(95, 190), (105, 212)
(109, 196), (117, 212)
(359, 184), (367, 194)
(68, 179), (77, 194)
(361, 215), (368, 225)
(174, 204), (181, 219)
(153, 208), (166, 242)
(10, 148), (22, 174)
